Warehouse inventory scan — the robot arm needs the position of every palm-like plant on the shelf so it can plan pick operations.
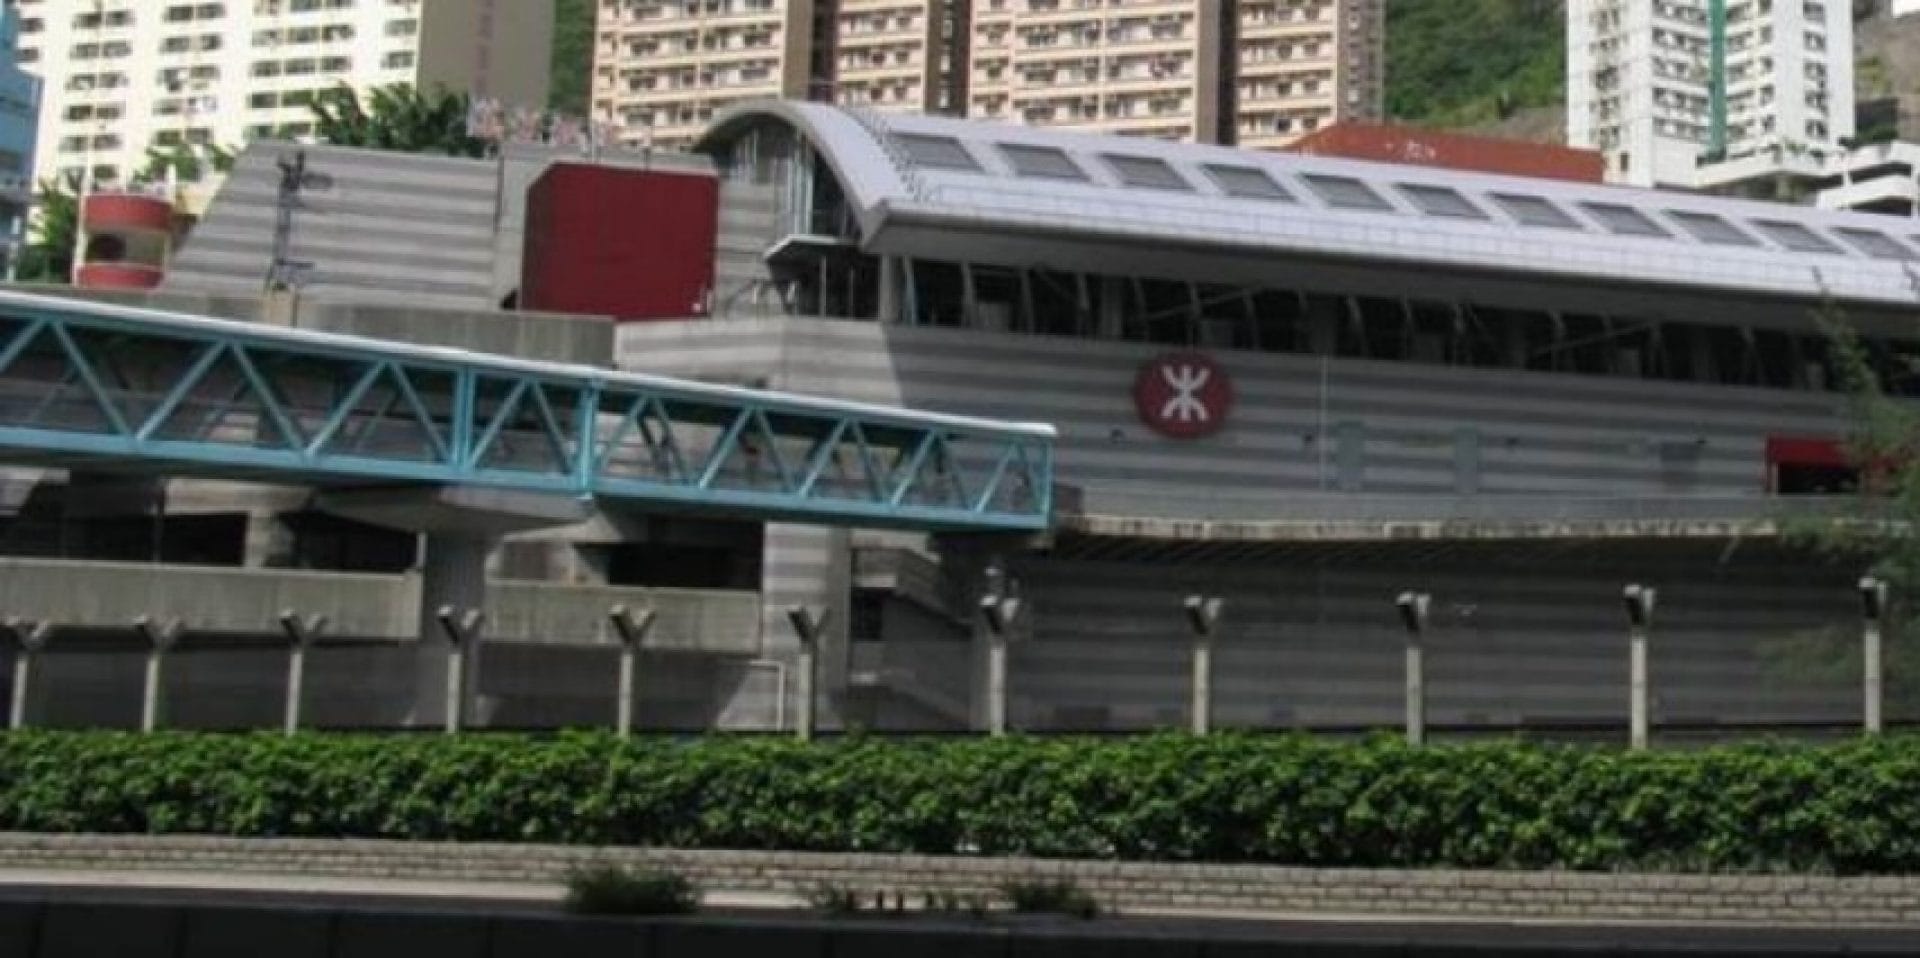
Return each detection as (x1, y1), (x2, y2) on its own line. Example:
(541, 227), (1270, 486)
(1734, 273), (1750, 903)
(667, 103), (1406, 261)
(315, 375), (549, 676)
(308, 83), (488, 158)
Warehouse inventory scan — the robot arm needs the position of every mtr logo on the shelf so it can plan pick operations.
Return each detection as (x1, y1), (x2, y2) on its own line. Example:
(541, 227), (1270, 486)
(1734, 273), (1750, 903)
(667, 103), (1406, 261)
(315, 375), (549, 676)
(1133, 352), (1233, 439)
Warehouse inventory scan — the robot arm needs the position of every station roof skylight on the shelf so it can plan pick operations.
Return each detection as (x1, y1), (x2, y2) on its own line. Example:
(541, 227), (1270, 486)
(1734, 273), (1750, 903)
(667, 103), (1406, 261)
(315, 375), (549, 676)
(1104, 154), (1191, 191)
(999, 144), (1087, 181)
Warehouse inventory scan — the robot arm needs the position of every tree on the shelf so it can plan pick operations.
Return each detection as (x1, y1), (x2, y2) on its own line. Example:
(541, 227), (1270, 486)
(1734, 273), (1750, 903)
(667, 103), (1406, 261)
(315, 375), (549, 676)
(135, 142), (236, 186)
(1766, 305), (1920, 713)
(14, 174), (79, 284)
(308, 83), (487, 158)
(550, 0), (594, 116)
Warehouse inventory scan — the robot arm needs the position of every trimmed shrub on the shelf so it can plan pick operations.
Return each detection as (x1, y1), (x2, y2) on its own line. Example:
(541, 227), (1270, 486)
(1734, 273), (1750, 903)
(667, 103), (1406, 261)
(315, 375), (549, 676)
(563, 864), (698, 915)
(2, 731), (1918, 874)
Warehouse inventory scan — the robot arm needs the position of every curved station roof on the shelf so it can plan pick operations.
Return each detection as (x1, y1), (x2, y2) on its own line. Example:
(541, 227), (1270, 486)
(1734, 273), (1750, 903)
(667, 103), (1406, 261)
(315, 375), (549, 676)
(703, 102), (1920, 312)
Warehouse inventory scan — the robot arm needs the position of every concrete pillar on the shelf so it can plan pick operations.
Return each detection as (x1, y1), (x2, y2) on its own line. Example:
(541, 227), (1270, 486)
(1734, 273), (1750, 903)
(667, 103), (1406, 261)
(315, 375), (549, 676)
(414, 533), (491, 726)
(610, 604), (657, 739)
(277, 612), (325, 735)
(1184, 596), (1223, 735)
(1623, 585), (1656, 751)
(1861, 577), (1887, 735)
(5, 618), (52, 730)
(877, 255), (899, 323)
(787, 606), (828, 742)
(133, 616), (183, 733)
(435, 607), (485, 734)
(1395, 593), (1429, 746)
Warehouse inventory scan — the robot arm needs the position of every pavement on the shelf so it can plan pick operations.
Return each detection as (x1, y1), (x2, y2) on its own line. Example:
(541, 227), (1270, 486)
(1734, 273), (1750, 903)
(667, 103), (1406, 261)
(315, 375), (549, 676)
(0, 868), (1915, 953)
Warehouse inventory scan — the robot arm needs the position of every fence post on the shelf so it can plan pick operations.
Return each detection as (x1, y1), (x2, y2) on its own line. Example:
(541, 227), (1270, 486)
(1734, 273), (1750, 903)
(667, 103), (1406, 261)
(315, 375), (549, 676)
(434, 607), (485, 734)
(610, 604), (657, 739)
(5, 618), (52, 731)
(133, 616), (184, 734)
(1183, 596), (1223, 735)
(1623, 584), (1656, 751)
(1395, 592), (1430, 746)
(277, 611), (326, 736)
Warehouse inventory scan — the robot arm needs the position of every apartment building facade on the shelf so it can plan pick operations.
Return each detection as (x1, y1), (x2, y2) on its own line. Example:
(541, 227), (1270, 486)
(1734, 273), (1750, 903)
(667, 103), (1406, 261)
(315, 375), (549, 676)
(592, 0), (960, 152)
(14, 0), (551, 187)
(594, 0), (1381, 151)
(1567, 0), (1853, 189)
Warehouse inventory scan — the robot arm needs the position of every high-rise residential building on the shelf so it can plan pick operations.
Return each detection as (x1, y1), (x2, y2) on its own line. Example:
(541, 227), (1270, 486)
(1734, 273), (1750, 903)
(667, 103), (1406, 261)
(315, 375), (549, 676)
(0, 2), (41, 270)
(1234, 0), (1381, 149)
(13, 0), (552, 188)
(594, 0), (1382, 151)
(592, 0), (959, 152)
(1567, 0), (1853, 189)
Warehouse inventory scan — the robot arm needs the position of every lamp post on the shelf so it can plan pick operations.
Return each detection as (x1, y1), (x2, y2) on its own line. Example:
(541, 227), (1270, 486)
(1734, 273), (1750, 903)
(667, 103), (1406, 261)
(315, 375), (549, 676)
(1395, 592), (1430, 745)
(1623, 584), (1657, 751)
(1183, 595), (1223, 735)
(978, 573), (1023, 737)
(786, 606), (829, 742)
(1860, 576), (1888, 735)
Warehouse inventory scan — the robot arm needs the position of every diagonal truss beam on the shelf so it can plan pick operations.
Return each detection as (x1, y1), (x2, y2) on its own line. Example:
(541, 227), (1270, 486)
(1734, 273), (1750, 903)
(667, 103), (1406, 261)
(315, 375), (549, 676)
(0, 296), (1056, 532)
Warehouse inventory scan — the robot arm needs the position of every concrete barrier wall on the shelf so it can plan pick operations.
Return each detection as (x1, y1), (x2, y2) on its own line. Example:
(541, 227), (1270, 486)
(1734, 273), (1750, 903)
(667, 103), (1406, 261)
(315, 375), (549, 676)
(5, 834), (1920, 928)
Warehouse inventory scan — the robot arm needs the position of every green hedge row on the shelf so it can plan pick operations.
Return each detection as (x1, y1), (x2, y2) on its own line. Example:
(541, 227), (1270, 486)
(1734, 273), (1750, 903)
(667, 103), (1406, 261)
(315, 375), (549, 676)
(2, 732), (1918, 874)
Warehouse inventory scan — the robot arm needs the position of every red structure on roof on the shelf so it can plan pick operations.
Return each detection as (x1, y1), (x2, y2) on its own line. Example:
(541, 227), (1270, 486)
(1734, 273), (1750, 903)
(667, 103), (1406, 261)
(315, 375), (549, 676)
(1286, 123), (1606, 184)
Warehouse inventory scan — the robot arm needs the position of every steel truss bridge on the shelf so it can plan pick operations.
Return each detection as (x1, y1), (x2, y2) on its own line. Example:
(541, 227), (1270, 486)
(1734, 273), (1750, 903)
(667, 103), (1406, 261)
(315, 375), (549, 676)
(0, 291), (1054, 532)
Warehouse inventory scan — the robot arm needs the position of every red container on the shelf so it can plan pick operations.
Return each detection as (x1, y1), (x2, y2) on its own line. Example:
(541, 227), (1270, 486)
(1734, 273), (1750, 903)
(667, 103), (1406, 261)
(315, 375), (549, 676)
(1287, 123), (1607, 184)
(521, 164), (720, 322)
(75, 262), (164, 290)
(82, 193), (174, 234)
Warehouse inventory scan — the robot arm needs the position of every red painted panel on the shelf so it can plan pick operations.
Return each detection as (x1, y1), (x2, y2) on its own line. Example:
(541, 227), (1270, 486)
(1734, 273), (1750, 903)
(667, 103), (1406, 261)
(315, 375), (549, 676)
(82, 193), (174, 234)
(1287, 123), (1607, 184)
(75, 262), (164, 291)
(1766, 435), (1848, 468)
(521, 164), (719, 322)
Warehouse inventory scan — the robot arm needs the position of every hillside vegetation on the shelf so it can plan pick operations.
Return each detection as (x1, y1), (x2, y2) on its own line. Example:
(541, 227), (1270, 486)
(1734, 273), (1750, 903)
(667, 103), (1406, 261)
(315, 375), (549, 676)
(1384, 0), (1566, 130)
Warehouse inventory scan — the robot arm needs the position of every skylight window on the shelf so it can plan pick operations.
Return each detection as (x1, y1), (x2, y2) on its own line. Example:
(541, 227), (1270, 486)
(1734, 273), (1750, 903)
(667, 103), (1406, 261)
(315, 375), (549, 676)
(1833, 227), (1915, 260)
(1103, 154), (1190, 191)
(1579, 202), (1671, 238)
(999, 143), (1087, 181)
(1202, 164), (1293, 201)
(1396, 184), (1487, 220)
(1301, 174), (1393, 212)
(1490, 193), (1583, 230)
(1751, 220), (1845, 254)
(895, 133), (981, 172)
(1665, 211), (1759, 246)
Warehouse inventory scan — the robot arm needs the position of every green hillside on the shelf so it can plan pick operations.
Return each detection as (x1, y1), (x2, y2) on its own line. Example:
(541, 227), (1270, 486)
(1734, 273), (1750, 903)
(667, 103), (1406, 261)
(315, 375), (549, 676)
(1384, 0), (1565, 128)
(551, 0), (593, 115)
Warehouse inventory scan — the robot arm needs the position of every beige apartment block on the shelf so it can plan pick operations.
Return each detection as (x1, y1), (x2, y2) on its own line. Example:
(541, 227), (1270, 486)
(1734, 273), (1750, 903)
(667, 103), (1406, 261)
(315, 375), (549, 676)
(594, 0), (817, 151)
(1235, 0), (1380, 150)
(15, 0), (551, 188)
(831, 0), (951, 113)
(968, 0), (1224, 142)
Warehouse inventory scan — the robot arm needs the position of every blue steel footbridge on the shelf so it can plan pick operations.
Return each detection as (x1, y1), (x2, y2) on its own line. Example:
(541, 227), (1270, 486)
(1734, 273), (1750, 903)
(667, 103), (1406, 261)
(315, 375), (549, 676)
(0, 291), (1054, 533)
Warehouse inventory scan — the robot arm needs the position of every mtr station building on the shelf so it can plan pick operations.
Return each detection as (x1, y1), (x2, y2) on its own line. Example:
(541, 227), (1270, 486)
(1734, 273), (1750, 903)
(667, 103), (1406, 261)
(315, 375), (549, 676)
(10, 101), (1920, 736)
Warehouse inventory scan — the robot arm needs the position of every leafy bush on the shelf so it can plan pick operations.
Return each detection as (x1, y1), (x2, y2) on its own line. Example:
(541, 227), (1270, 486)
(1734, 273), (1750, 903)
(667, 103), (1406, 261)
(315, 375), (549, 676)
(1002, 877), (1098, 918)
(4, 731), (1920, 875)
(563, 864), (698, 915)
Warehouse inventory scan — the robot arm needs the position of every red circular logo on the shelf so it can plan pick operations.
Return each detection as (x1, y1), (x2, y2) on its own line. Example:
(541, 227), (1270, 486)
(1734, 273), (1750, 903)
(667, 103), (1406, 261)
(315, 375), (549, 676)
(1133, 352), (1232, 439)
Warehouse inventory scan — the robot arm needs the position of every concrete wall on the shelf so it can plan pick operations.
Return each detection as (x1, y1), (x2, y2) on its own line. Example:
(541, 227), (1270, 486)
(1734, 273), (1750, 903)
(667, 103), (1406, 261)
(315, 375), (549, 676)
(7, 834), (1920, 931)
(615, 317), (1867, 732)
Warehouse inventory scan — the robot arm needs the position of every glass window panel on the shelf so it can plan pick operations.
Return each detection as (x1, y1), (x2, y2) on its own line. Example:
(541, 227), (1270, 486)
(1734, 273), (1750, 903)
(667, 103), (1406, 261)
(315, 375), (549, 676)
(895, 133), (980, 172)
(1202, 163), (1293, 201)
(1489, 193), (1583, 229)
(1579, 202), (1671, 238)
(1833, 227), (1916, 260)
(1301, 174), (1394, 211)
(1396, 183), (1488, 220)
(1103, 154), (1191, 191)
(1666, 210), (1760, 246)
(999, 143), (1088, 180)
(1751, 220), (1845, 254)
